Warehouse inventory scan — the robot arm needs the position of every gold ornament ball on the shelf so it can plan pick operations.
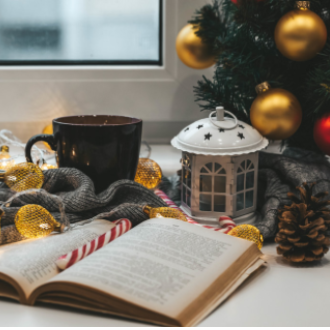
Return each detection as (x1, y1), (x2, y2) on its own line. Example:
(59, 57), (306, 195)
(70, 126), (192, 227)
(228, 224), (263, 250)
(275, 8), (327, 62)
(1, 162), (44, 192)
(250, 86), (302, 140)
(176, 24), (215, 69)
(134, 158), (162, 189)
(42, 124), (53, 149)
(15, 204), (62, 239)
(143, 205), (187, 222)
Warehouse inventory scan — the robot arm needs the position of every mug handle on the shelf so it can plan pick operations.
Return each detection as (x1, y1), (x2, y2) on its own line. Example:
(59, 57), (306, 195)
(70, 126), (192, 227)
(25, 134), (56, 163)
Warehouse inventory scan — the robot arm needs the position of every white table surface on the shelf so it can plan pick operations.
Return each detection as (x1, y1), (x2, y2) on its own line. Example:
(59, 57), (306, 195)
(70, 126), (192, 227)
(1, 144), (329, 327)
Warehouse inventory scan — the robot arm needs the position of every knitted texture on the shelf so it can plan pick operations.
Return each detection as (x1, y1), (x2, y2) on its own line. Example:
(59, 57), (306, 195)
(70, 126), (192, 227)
(0, 168), (167, 245)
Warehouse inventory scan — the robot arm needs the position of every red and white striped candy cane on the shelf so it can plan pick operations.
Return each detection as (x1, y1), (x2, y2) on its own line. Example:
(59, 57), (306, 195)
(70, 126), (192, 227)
(56, 218), (131, 270)
(154, 189), (236, 234)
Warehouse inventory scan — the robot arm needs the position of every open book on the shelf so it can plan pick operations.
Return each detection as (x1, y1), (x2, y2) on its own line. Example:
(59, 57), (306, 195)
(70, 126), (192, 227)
(0, 218), (265, 327)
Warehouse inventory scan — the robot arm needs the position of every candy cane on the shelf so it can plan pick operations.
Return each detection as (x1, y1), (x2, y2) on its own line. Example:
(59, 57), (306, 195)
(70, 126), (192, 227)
(56, 191), (236, 271)
(56, 218), (131, 270)
(154, 189), (236, 234)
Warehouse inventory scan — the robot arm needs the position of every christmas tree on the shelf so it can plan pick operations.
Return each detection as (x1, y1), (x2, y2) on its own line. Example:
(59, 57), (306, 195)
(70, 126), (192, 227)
(189, 0), (330, 152)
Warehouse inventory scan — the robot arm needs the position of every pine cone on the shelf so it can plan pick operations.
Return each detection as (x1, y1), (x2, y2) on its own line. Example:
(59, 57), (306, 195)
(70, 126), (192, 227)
(275, 182), (330, 262)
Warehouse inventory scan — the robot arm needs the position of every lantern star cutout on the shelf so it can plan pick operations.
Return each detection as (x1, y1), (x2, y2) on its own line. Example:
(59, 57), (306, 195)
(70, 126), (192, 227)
(237, 132), (245, 140)
(204, 133), (212, 140)
(197, 125), (203, 129)
(238, 124), (245, 129)
(184, 127), (189, 132)
(219, 128), (225, 133)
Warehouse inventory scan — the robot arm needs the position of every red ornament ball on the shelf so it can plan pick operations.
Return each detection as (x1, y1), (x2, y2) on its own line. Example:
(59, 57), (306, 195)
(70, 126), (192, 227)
(313, 114), (330, 155)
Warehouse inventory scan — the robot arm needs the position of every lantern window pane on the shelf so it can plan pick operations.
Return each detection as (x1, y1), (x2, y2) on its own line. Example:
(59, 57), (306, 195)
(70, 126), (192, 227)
(247, 160), (254, 170)
(205, 162), (213, 172)
(237, 174), (244, 192)
(240, 161), (246, 170)
(214, 176), (226, 193)
(187, 188), (191, 207)
(246, 171), (254, 189)
(245, 190), (254, 208)
(200, 167), (209, 173)
(185, 168), (191, 188)
(182, 185), (186, 204)
(214, 163), (221, 172)
(200, 194), (212, 211)
(200, 175), (212, 192)
(236, 193), (244, 211)
(219, 168), (226, 174)
(214, 195), (226, 212)
(184, 154), (191, 169)
(237, 167), (243, 173)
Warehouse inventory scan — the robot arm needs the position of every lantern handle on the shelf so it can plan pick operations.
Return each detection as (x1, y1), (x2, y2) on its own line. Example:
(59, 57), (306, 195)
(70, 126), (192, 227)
(209, 107), (238, 130)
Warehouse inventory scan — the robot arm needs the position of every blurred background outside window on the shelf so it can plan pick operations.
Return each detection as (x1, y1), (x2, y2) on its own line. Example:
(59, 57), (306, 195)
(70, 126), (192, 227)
(0, 0), (161, 63)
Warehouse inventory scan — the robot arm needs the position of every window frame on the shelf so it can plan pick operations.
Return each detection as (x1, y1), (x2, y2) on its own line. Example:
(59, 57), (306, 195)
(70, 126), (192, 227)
(0, 0), (163, 66)
(181, 152), (192, 208)
(199, 161), (227, 212)
(233, 155), (258, 218)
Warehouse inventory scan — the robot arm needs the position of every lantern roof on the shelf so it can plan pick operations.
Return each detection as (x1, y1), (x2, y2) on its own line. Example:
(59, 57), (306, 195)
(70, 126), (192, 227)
(171, 107), (269, 156)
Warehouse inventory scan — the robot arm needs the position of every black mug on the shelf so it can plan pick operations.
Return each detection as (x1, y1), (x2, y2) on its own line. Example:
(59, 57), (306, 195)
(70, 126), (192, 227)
(25, 115), (142, 193)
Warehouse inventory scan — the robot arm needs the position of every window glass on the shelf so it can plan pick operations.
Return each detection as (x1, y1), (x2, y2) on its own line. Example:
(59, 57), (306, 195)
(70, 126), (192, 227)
(200, 175), (212, 192)
(219, 168), (226, 174)
(237, 174), (244, 192)
(200, 167), (209, 173)
(214, 163), (221, 172)
(185, 169), (191, 188)
(205, 162), (213, 172)
(214, 176), (226, 193)
(0, 0), (160, 63)
(245, 190), (254, 208)
(182, 185), (186, 204)
(246, 171), (254, 189)
(200, 194), (211, 211)
(184, 154), (191, 169)
(236, 193), (244, 211)
(214, 195), (225, 212)
(187, 188), (191, 207)
(240, 161), (246, 170)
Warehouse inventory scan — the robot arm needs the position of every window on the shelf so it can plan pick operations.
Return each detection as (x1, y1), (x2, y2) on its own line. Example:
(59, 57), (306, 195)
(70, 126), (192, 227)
(0, 0), (213, 145)
(199, 162), (226, 212)
(236, 159), (255, 211)
(182, 153), (191, 207)
(0, 0), (161, 65)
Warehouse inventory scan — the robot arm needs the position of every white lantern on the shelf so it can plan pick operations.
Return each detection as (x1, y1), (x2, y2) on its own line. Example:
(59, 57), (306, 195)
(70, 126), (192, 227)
(171, 107), (269, 224)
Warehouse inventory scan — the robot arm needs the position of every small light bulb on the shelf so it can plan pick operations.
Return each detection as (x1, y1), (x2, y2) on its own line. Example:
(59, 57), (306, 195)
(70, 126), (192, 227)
(143, 205), (187, 222)
(15, 204), (64, 239)
(228, 224), (264, 250)
(0, 162), (44, 192)
(134, 158), (162, 189)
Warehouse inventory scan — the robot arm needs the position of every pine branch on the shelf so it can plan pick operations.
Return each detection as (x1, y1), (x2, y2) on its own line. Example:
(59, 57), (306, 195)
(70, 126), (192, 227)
(190, 0), (330, 151)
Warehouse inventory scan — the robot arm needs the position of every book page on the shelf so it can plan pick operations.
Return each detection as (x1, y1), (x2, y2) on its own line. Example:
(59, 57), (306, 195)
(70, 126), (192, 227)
(45, 218), (258, 318)
(0, 220), (114, 300)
